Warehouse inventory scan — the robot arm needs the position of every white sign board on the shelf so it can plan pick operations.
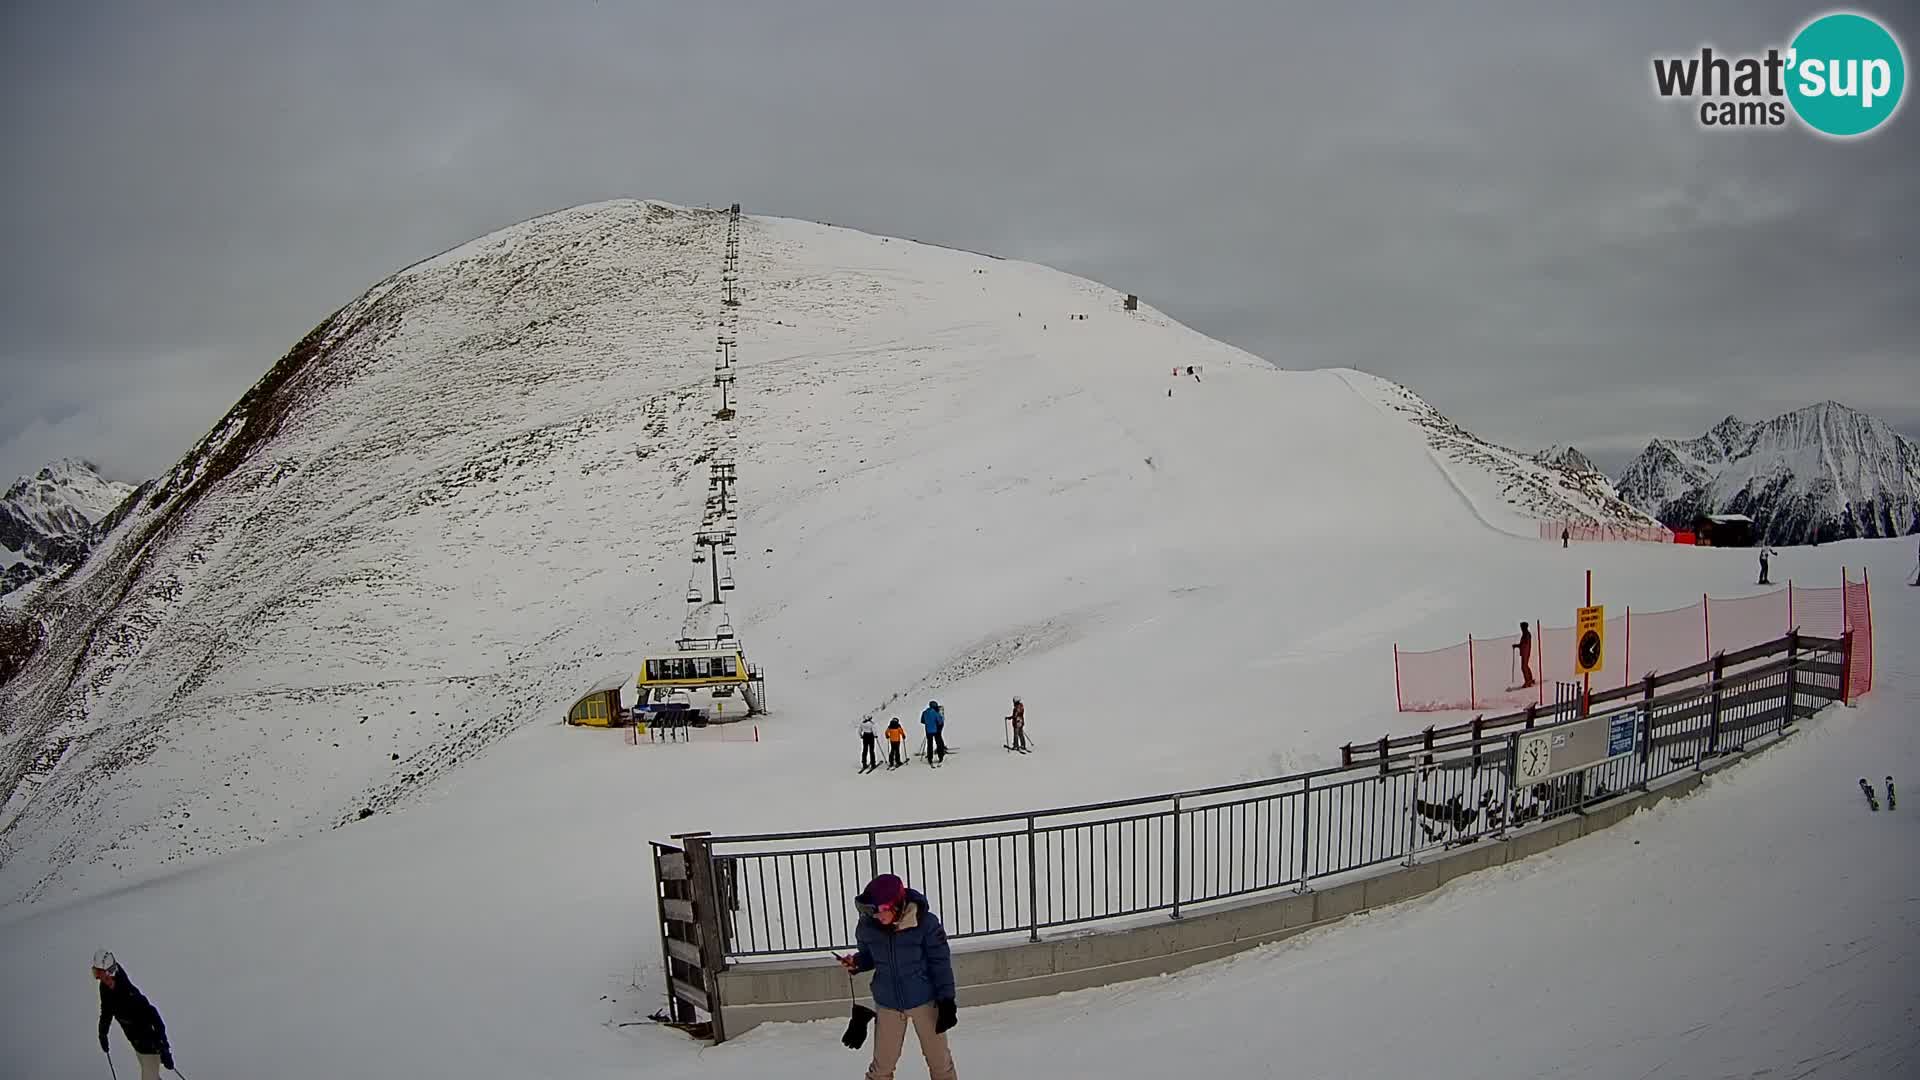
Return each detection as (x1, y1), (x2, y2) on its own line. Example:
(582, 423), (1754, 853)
(1511, 708), (1640, 785)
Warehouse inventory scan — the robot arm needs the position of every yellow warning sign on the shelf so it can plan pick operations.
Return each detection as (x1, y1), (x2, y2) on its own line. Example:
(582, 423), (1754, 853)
(1575, 604), (1605, 675)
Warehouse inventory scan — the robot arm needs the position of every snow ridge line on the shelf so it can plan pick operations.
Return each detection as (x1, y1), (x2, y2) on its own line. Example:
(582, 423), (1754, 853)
(1331, 369), (1513, 538)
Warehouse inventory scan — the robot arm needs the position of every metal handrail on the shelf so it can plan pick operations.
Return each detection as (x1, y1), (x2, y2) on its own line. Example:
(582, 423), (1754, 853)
(706, 632), (1834, 846)
(672, 631), (1845, 962)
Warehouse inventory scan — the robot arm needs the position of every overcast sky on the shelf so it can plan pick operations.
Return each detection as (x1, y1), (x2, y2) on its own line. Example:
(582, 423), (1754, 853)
(3, 0), (1914, 485)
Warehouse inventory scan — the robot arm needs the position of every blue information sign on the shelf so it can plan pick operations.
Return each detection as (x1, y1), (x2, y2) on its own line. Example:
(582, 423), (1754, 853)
(1607, 711), (1637, 758)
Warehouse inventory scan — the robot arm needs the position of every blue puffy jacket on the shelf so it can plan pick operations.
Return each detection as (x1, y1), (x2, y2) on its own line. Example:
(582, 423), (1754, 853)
(920, 705), (943, 734)
(850, 888), (956, 1011)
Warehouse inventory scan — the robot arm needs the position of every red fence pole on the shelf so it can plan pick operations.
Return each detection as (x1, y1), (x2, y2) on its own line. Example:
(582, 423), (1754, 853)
(1623, 605), (1631, 690)
(1467, 634), (1477, 710)
(1702, 593), (1712, 662)
(1863, 568), (1875, 694)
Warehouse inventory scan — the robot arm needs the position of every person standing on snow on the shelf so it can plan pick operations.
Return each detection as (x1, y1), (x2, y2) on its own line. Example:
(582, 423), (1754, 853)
(837, 874), (959, 1080)
(93, 950), (173, 1080)
(1758, 544), (1776, 585)
(860, 717), (879, 770)
(920, 701), (948, 763)
(886, 718), (907, 767)
(1514, 622), (1535, 689)
(1006, 697), (1027, 751)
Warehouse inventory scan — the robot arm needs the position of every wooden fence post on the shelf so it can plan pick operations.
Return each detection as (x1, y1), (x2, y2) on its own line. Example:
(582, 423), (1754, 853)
(1705, 653), (1726, 764)
(682, 833), (729, 1043)
(1782, 630), (1799, 731)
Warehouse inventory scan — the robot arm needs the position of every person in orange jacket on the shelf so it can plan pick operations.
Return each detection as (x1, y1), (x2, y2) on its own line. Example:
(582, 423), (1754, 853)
(885, 718), (906, 768)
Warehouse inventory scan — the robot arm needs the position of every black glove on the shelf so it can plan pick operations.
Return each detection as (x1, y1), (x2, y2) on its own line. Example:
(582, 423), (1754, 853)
(99, 1033), (110, 1054)
(161, 1050), (175, 1071)
(841, 1004), (876, 1050)
(935, 998), (957, 1034)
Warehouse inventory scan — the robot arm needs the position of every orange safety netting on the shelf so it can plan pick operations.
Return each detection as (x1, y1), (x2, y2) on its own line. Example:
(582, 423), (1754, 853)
(1394, 572), (1874, 712)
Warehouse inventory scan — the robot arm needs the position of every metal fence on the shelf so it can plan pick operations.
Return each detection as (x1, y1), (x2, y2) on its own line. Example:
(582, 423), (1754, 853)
(665, 631), (1847, 967)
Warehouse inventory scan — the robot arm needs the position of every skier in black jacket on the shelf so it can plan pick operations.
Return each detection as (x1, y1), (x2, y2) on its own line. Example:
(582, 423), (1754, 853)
(93, 950), (173, 1079)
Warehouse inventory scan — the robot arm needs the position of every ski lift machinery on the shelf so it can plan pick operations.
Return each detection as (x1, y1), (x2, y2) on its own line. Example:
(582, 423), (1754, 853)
(634, 635), (766, 717)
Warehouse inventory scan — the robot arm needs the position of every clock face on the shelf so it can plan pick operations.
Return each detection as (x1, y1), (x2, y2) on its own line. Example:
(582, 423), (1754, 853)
(1516, 733), (1552, 782)
(1578, 630), (1602, 670)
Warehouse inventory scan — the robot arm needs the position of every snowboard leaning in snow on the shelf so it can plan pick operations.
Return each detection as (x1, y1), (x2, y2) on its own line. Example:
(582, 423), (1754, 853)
(1860, 778), (1881, 811)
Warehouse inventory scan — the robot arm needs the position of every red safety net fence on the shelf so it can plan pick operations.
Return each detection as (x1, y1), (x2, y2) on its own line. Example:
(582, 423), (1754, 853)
(1394, 570), (1874, 712)
(1538, 520), (1675, 543)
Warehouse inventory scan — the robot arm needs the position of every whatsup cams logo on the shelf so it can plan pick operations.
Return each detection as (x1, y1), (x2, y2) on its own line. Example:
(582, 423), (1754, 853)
(1652, 10), (1905, 136)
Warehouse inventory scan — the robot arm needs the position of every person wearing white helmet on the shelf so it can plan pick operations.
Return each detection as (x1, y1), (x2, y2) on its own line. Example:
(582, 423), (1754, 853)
(92, 950), (173, 1079)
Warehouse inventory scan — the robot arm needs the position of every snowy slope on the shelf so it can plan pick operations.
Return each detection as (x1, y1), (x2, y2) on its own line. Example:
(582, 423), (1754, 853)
(1617, 402), (1920, 544)
(1345, 375), (1663, 533)
(0, 459), (134, 596)
(0, 538), (1907, 1080)
(0, 200), (1760, 907)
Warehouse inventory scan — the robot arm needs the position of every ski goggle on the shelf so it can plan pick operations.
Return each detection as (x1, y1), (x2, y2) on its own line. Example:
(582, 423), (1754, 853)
(856, 899), (899, 918)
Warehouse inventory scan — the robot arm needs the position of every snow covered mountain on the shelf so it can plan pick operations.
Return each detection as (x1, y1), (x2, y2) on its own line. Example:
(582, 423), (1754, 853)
(1532, 444), (1599, 475)
(1353, 382), (1662, 530)
(0, 459), (135, 598)
(0, 199), (1681, 904)
(1616, 403), (1920, 544)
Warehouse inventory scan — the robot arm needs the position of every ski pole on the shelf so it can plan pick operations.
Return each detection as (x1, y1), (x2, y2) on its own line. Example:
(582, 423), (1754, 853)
(105, 1054), (118, 1080)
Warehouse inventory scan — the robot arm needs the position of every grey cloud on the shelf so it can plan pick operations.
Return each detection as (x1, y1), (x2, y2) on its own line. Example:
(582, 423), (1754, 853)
(3, 0), (1914, 485)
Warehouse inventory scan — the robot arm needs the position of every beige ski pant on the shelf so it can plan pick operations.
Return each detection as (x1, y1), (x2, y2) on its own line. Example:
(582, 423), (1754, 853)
(864, 1002), (958, 1080)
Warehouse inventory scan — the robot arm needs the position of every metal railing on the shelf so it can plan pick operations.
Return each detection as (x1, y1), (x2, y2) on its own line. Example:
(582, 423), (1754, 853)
(668, 632), (1847, 964)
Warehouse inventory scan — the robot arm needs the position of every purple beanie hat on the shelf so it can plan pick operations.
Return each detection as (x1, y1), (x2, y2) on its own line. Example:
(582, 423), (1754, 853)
(861, 873), (905, 907)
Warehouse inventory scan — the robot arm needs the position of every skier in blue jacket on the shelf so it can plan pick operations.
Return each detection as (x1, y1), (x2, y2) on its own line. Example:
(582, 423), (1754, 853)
(838, 874), (959, 1080)
(919, 701), (948, 763)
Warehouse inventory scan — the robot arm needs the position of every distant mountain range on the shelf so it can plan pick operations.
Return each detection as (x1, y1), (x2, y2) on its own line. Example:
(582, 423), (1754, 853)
(1612, 402), (1920, 545)
(1531, 445), (1602, 477)
(1, 460), (135, 598)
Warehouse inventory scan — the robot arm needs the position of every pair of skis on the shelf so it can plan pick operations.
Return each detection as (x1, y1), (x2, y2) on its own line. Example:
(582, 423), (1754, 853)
(1860, 776), (1896, 811)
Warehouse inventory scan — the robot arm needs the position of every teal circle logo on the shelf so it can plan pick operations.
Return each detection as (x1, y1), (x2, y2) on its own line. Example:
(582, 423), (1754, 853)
(1787, 12), (1906, 137)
